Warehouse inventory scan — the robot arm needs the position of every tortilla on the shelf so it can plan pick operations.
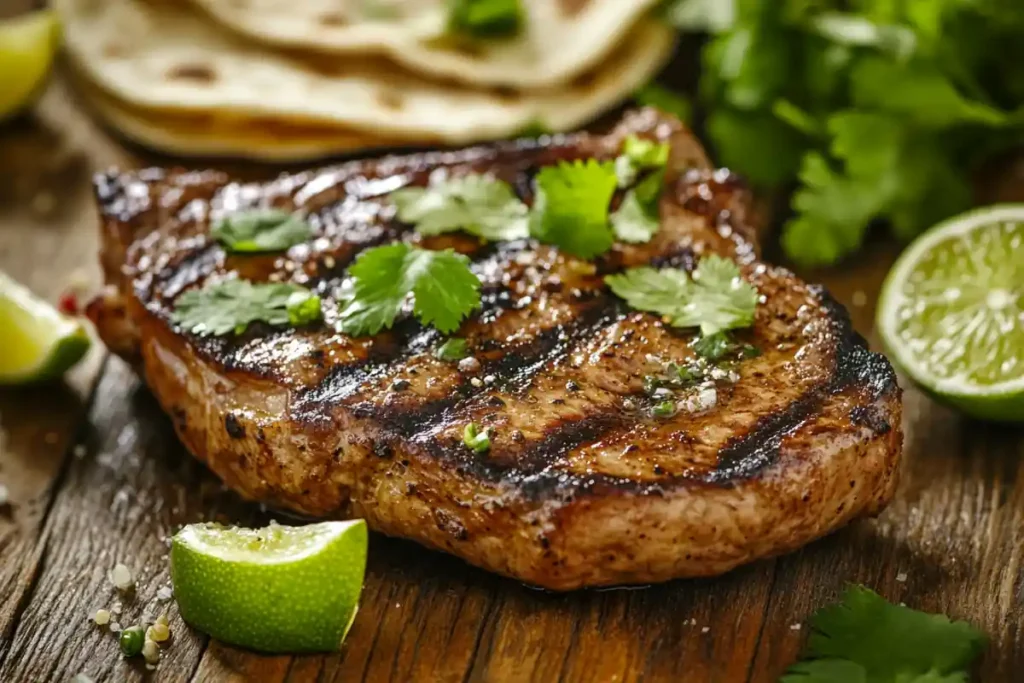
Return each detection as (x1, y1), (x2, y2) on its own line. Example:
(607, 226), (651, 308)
(77, 81), (419, 161)
(56, 0), (675, 144)
(187, 0), (663, 88)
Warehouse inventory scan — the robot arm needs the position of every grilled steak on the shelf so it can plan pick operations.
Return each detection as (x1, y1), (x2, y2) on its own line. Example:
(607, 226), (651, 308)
(87, 109), (902, 590)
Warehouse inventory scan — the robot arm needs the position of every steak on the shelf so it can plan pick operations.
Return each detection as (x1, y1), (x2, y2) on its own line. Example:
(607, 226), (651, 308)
(86, 109), (902, 590)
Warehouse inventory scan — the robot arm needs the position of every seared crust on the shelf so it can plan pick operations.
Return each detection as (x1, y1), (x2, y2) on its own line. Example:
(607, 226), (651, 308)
(87, 110), (902, 590)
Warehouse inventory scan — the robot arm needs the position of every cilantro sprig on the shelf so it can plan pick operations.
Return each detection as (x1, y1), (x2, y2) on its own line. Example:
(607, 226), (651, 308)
(529, 160), (619, 259)
(172, 280), (322, 336)
(211, 209), (312, 253)
(338, 243), (481, 336)
(663, 0), (1024, 266)
(782, 585), (986, 682)
(605, 254), (759, 336)
(390, 174), (529, 241)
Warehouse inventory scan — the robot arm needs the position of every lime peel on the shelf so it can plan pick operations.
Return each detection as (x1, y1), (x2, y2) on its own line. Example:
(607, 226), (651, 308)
(877, 204), (1024, 421)
(0, 271), (90, 385)
(0, 10), (60, 120)
(170, 520), (367, 653)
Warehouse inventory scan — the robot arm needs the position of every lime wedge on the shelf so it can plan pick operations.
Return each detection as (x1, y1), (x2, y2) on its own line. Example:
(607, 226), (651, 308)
(0, 10), (60, 121)
(170, 520), (368, 653)
(877, 205), (1024, 422)
(0, 271), (90, 385)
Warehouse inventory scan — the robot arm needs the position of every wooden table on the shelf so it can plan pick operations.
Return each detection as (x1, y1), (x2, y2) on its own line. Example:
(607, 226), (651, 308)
(2, 67), (1024, 682)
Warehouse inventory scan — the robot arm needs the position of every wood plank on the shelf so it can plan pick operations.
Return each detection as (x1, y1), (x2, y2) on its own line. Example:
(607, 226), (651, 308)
(0, 362), (228, 682)
(0, 77), (120, 662)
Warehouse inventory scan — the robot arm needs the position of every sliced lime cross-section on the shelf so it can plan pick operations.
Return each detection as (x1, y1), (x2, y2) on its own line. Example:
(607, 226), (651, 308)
(877, 205), (1024, 421)
(170, 520), (368, 653)
(0, 271), (90, 385)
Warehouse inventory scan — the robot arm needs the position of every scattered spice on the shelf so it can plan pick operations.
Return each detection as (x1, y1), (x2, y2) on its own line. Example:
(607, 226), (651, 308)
(142, 639), (161, 665)
(93, 609), (111, 626)
(147, 622), (170, 643)
(110, 563), (134, 591)
(119, 625), (145, 657)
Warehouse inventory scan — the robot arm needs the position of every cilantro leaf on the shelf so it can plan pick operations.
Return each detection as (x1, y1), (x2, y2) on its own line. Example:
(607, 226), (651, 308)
(783, 586), (986, 683)
(390, 174), (529, 241)
(435, 338), (469, 361)
(622, 135), (670, 169)
(338, 243), (481, 336)
(691, 331), (760, 362)
(210, 209), (312, 253)
(448, 0), (522, 39)
(406, 179), (520, 235)
(605, 255), (758, 336)
(529, 160), (618, 259)
(805, 585), (987, 677)
(633, 83), (693, 123)
(172, 280), (321, 337)
(611, 191), (660, 243)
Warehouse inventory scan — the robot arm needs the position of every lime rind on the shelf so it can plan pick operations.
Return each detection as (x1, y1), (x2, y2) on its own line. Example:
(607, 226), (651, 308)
(171, 519), (368, 653)
(0, 271), (91, 385)
(0, 10), (60, 121)
(878, 204), (1024, 421)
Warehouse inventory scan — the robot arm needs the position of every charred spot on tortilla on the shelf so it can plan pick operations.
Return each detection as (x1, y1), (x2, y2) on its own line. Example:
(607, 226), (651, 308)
(167, 63), (218, 84)
(375, 89), (406, 111)
(318, 12), (348, 28)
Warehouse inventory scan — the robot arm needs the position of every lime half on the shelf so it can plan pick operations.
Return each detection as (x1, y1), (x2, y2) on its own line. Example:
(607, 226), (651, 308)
(170, 520), (368, 653)
(877, 205), (1024, 422)
(0, 271), (90, 385)
(0, 10), (60, 121)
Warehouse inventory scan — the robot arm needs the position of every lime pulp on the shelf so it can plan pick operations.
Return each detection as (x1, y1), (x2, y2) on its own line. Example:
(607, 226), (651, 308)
(0, 10), (60, 121)
(877, 205), (1024, 421)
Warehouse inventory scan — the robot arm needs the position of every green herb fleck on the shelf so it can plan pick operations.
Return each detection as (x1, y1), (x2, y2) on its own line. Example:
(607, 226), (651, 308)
(781, 585), (986, 683)
(390, 174), (529, 241)
(436, 338), (469, 361)
(448, 0), (523, 39)
(463, 422), (492, 453)
(652, 400), (677, 418)
(119, 625), (145, 657)
(338, 243), (481, 337)
(211, 209), (312, 253)
(605, 255), (759, 336)
(529, 159), (618, 258)
(622, 135), (670, 170)
(172, 280), (322, 337)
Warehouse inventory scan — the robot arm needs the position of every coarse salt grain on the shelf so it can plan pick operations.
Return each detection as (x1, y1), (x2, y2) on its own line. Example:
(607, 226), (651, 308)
(142, 639), (161, 664)
(790, 623), (802, 631)
(470, 377), (483, 388)
(110, 563), (133, 591)
(896, 572), (908, 582)
(109, 622), (122, 633)
(110, 602), (122, 615)
(0, 484), (8, 506)
(700, 626), (710, 633)
(73, 444), (87, 458)
(157, 586), (174, 601)
(458, 356), (481, 373)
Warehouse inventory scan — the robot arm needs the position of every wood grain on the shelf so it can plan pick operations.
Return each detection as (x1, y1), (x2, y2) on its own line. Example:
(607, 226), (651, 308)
(1, 68), (1023, 683)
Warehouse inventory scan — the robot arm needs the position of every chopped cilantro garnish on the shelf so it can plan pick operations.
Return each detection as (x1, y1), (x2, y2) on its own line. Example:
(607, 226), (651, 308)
(390, 174), (529, 241)
(781, 585), (986, 683)
(652, 400), (677, 418)
(448, 0), (523, 39)
(529, 159), (618, 259)
(605, 255), (758, 336)
(338, 243), (481, 337)
(172, 280), (322, 337)
(210, 209), (312, 253)
(435, 338), (469, 361)
(610, 135), (668, 243)
(692, 332), (760, 362)
(623, 135), (670, 169)
(462, 422), (492, 453)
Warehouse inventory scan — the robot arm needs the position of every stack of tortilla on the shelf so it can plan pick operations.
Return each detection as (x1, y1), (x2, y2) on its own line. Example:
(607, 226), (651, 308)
(55, 0), (675, 161)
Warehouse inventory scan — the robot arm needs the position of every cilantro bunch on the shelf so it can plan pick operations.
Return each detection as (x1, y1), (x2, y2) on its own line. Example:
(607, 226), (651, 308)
(668, 0), (1024, 266)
